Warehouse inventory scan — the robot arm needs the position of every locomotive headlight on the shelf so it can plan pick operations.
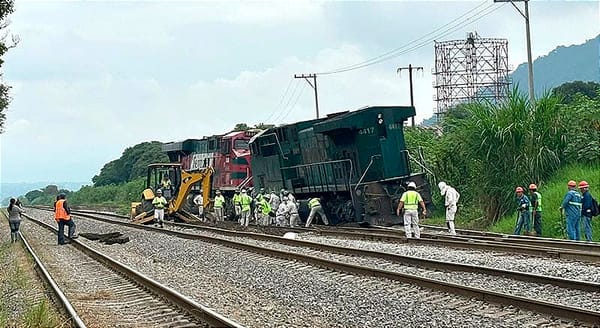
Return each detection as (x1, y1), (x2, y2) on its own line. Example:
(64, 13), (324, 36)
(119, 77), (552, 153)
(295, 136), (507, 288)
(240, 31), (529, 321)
(377, 113), (384, 125)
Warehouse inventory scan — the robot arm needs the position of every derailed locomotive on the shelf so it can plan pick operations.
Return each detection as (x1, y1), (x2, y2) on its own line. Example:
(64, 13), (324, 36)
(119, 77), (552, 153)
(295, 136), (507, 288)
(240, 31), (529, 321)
(249, 105), (432, 225)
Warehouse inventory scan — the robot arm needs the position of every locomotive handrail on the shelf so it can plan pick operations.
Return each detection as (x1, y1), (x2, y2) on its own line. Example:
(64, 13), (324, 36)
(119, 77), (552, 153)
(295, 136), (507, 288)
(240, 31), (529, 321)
(282, 159), (354, 194)
(354, 154), (382, 191)
(406, 149), (436, 180)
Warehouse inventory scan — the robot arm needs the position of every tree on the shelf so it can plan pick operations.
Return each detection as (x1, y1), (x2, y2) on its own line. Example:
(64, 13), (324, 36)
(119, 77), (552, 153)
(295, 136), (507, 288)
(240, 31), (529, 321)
(0, 0), (16, 132)
(232, 123), (251, 131)
(552, 81), (600, 104)
(254, 123), (275, 130)
(92, 141), (169, 187)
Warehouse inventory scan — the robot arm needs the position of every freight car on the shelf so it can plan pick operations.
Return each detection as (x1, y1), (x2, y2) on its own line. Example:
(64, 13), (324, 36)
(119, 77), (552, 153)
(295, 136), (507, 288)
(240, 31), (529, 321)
(249, 105), (432, 225)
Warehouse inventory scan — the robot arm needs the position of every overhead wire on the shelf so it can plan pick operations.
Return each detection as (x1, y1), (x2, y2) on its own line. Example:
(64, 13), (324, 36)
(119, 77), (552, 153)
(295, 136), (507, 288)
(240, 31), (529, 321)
(264, 77), (294, 123)
(278, 84), (308, 123)
(316, 1), (501, 75)
(271, 79), (302, 123)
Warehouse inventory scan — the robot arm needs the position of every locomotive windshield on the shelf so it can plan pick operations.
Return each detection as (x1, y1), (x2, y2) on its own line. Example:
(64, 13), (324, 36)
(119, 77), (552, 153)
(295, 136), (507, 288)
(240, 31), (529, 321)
(234, 139), (249, 150)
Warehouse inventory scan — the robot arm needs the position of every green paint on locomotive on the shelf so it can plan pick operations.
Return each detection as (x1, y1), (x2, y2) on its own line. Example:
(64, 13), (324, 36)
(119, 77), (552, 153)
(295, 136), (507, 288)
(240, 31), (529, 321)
(250, 106), (429, 224)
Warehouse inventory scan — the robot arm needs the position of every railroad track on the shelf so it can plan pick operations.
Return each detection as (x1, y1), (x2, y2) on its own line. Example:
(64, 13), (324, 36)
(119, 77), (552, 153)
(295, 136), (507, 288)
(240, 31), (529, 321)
(32, 208), (600, 325)
(21, 212), (243, 328)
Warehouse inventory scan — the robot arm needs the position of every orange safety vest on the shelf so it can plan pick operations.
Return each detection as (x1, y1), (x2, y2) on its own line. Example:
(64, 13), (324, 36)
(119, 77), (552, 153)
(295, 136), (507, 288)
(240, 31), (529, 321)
(54, 199), (71, 221)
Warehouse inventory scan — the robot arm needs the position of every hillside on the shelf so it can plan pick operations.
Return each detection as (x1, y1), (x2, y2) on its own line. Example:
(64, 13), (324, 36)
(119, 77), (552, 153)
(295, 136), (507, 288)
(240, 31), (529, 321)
(511, 34), (600, 95)
(0, 182), (88, 205)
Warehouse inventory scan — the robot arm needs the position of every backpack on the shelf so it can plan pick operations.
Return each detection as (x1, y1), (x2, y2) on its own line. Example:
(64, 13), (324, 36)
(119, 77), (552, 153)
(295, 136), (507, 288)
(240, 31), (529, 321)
(591, 197), (600, 217)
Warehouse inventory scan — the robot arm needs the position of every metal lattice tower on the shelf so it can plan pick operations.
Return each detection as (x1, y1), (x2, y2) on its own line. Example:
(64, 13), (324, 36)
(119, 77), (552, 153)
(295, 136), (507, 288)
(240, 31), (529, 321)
(433, 32), (510, 117)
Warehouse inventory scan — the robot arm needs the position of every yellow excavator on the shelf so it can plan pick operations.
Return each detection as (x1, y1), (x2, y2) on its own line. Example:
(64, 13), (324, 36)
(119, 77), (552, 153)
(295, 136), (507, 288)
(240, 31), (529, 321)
(131, 163), (213, 224)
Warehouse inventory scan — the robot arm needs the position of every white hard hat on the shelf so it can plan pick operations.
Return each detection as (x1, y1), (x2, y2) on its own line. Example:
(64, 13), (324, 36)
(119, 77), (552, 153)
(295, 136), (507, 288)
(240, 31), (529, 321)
(156, 189), (162, 194)
(438, 181), (446, 190)
(282, 196), (288, 201)
(407, 181), (416, 189)
(241, 189), (247, 193)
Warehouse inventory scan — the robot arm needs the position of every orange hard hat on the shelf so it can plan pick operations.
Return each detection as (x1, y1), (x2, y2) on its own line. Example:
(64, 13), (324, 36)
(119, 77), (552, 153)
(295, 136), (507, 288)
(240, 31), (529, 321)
(528, 184), (537, 190)
(579, 181), (589, 188)
(568, 180), (577, 187)
(515, 187), (524, 193)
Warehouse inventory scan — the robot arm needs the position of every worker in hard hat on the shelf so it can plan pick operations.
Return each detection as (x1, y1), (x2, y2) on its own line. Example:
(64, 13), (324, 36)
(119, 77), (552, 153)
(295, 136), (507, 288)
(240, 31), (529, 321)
(560, 180), (582, 240)
(514, 187), (530, 236)
(396, 181), (427, 238)
(438, 181), (460, 235)
(528, 184), (543, 237)
(239, 189), (252, 227)
(213, 190), (225, 222)
(232, 189), (242, 222)
(579, 181), (594, 241)
(152, 189), (168, 228)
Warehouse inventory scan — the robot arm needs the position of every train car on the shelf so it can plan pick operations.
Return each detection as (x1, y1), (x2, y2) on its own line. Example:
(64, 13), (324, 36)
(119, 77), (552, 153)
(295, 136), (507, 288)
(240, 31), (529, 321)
(249, 105), (432, 225)
(162, 130), (259, 193)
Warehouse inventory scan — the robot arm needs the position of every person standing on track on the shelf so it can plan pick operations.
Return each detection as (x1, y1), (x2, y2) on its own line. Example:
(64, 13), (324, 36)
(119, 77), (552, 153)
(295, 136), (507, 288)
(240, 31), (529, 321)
(579, 181), (594, 241)
(152, 189), (168, 228)
(239, 189), (252, 227)
(560, 180), (582, 240)
(193, 192), (204, 222)
(528, 184), (543, 237)
(7, 198), (24, 243)
(232, 189), (242, 222)
(285, 196), (299, 227)
(438, 181), (460, 235)
(54, 193), (76, 245)
(514, 187), (531, 235)
(213, 190), (225, 222)
(397, 181), (427, 238)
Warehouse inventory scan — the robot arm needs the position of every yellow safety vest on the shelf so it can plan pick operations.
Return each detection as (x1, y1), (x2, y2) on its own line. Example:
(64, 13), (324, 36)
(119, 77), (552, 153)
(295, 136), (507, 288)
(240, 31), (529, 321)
(401, 190), (420, 210)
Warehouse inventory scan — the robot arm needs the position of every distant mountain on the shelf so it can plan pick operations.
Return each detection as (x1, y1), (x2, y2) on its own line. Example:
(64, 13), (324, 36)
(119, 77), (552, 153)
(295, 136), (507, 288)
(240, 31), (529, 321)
(511, 34), (600, 95)
(0, 182), (89, 205)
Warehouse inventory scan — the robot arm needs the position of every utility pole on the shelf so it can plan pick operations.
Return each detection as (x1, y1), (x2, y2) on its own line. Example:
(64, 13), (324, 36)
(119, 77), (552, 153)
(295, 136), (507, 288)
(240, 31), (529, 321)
(494, 0), (535, 104)
(397, 64), (423, 127)
(294, 73), (319, 119)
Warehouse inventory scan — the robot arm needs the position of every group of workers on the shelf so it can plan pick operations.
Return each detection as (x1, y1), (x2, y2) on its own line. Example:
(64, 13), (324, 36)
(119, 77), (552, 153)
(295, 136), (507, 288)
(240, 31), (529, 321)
(188, 187), (328, 228)
(515, 180), (596, 241)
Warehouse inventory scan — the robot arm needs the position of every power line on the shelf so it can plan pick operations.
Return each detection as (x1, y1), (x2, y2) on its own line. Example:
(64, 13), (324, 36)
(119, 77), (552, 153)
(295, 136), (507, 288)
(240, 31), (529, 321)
(278, 84), (307, 123)
(316, 1), (500, 75)
(264, 77), (294, 123)
(271, 79), (302, 123)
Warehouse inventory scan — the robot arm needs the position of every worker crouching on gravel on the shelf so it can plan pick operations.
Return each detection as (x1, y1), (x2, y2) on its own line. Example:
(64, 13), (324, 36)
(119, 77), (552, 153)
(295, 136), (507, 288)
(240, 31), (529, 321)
(514, 187), (531, 235)
(438, 181), (460, 235)
(528, 184), (543, 237)
(54, 193), (77, 245)
(397, 181), (427, 238)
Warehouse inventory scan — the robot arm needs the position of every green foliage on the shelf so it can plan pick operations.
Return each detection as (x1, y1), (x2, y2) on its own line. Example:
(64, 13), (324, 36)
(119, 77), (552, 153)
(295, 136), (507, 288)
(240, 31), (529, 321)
(69, 177), (146, 213)
(23, 300), (60, 328)
(551, 81), (600, 104)
(233, 123), (251, 131)
(561, 94), (600, 164)
(491, 163), (600, 239)
(92, 141), (168, 187)
(0, 0), (15, 133)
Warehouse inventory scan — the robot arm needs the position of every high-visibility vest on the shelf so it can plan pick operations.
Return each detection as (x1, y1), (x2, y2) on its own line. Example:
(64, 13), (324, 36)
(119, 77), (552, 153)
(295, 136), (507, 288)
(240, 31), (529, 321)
(402, 190), (420, 210)
(54, 199), (70, 221)
(240, 194), (252, 212)
(259, 199), (272, 215)
(214, 195), (225, 208)
(308, 198), (320, 208)
(153, 196), (167, 209)
(530, 192), (542, 212)
(233, 194), (241, 205)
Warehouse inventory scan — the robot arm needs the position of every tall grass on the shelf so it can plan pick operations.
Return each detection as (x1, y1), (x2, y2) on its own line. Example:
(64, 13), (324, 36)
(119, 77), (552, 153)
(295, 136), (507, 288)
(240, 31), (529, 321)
(491, 164), (600, 239)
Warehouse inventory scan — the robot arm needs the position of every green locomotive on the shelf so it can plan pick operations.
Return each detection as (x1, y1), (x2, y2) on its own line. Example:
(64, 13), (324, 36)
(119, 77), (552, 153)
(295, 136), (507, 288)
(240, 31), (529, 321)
(249, 105), (432, 225)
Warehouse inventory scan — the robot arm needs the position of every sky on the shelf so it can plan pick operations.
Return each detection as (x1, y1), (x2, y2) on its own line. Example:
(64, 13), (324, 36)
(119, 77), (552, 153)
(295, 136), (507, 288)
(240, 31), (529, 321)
(0, 0), (598, 183)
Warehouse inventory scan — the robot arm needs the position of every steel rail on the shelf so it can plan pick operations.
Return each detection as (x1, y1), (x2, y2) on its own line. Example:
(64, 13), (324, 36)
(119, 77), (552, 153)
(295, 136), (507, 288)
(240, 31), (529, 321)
(65, 211), (600, 324)
(68, 208), (600, 263)
(22, 213), (244, 328)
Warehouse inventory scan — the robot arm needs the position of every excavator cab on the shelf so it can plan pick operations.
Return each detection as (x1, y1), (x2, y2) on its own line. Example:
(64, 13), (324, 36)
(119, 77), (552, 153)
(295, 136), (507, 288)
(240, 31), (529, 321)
(131, 163), (213, 224)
